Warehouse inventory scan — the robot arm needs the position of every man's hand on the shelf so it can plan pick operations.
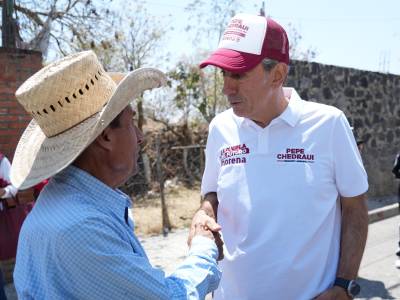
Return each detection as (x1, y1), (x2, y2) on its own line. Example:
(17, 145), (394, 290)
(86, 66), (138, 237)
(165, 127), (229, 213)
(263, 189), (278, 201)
(192, 218), (215, 241)
(314, 286), (351, 300)
(188, 209), (224, 260)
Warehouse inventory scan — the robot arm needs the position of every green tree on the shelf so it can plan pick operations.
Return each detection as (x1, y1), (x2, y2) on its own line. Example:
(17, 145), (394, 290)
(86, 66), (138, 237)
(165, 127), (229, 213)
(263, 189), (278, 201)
(168, 60), (227, 124)
(183, 0), (242, 123)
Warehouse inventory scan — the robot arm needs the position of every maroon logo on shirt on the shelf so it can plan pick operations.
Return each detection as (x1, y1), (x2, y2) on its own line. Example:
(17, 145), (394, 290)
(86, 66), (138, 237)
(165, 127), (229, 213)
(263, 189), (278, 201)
(276, 148), (315, 163)
(220, 144), (250, 166)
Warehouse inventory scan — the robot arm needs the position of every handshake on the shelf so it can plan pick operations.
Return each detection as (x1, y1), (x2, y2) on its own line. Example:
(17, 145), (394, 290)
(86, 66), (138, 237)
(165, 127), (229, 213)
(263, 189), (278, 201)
(187, 193), (224, 261)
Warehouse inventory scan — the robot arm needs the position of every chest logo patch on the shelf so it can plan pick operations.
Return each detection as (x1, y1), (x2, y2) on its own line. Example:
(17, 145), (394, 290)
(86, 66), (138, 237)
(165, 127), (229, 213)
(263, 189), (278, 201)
(277, 148), (315, 163)
(220, 144), (250, 166)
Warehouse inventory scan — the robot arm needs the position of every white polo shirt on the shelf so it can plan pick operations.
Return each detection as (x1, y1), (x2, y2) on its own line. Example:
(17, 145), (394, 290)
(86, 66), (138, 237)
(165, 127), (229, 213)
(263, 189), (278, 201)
(201, 88), (368, 300)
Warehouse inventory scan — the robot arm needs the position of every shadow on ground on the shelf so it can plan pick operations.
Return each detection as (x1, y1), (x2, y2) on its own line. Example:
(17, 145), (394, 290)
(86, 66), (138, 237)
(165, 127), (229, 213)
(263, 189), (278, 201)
(368, 195), (398, 211)
(357, 277), (395, 299)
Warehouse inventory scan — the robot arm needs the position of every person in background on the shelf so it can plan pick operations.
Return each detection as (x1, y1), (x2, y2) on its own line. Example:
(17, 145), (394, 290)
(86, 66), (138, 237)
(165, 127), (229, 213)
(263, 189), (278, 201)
(392, 152), (400, 268)
(0, 269), (7, 300)
(392, 153), (400, 202)
(0, 153), (18, 208)
(32, 179), (49, 200)
(0, 152), (18, 300)
(356, 140), (365, 153)
(350, 126), (364, 153)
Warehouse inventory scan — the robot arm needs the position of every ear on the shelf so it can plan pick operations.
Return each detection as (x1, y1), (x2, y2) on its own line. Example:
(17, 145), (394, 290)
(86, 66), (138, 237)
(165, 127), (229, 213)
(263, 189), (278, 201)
(271, 63), (289, 87)
(94, 126), (115, 151)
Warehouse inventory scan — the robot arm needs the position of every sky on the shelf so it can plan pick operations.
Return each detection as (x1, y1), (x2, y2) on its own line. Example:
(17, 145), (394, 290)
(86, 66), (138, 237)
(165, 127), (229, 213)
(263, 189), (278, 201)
(136, 0), (400, 75)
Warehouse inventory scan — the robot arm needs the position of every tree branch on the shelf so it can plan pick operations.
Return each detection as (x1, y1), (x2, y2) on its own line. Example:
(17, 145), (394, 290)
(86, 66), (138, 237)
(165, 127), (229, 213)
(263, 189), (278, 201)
(150, 115), (186, 140)
(12, 2), (45, 26)
(50, 32), (67, 55)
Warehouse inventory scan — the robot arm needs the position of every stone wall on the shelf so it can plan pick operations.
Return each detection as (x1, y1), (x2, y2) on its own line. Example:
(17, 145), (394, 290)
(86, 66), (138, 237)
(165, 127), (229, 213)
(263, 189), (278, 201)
(287, 60), (400, 197)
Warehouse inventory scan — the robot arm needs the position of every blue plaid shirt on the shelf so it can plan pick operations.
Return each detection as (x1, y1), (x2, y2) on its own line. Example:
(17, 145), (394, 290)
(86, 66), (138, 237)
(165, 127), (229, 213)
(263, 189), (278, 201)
(14, 165), (221, 299)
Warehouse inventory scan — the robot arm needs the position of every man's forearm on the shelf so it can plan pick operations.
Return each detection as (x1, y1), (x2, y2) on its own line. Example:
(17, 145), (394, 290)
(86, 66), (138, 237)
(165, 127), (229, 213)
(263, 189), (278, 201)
(337, 194), (369, 279)
(200, 192), (219, 221)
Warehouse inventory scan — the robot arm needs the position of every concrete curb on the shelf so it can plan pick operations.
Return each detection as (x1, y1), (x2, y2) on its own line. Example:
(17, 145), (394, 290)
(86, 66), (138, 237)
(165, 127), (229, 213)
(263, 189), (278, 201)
(368, 203), (399, 224)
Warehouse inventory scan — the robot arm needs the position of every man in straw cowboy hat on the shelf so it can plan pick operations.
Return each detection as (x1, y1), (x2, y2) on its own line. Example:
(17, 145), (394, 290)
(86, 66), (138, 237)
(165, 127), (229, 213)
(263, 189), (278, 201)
(10, 51), (221, 299)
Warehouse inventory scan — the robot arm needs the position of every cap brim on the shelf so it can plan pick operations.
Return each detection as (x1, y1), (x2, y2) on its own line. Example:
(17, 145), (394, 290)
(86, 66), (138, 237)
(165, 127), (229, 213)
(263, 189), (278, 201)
(200, 48), (262, 74)
(11, 68), (167, 189)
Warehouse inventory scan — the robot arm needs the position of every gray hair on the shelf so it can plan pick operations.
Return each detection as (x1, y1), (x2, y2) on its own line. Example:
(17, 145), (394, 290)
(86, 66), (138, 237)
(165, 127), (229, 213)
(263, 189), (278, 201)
(261, 58), (290, 81)
(262, 58), (280, 72)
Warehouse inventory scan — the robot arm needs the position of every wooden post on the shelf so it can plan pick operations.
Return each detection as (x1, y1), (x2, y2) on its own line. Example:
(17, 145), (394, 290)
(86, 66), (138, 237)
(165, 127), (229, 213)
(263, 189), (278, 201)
(199, 147), (205, 176)
(183, 148), (194, 186)
(155, 135), (171, 236)
(141, 152), (152, 188)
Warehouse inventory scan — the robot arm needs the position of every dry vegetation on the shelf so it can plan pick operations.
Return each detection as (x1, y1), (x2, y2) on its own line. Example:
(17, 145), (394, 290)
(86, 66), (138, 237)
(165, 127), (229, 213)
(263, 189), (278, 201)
(132, 185), (201, 237)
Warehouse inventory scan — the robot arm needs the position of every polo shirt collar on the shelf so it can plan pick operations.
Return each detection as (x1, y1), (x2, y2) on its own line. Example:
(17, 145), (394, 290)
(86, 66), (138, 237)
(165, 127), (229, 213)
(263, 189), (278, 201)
(278, 87), (303, 127)
(231, 87), (303, 128)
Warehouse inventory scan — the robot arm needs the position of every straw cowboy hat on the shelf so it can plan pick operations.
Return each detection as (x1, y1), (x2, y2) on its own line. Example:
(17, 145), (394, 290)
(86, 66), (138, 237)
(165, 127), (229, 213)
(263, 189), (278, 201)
(10, 50), (166, 189)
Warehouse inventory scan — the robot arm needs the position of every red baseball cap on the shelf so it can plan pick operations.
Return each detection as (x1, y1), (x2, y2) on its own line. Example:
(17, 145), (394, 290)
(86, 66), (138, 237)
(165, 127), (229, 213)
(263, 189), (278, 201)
(200, 13), (289, 73)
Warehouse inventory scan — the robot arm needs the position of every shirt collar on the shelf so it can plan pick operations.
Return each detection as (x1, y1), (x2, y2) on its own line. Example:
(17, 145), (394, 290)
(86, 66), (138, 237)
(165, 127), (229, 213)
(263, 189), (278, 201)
(232, 87), (303, 128)
(54, 165), (131, 219)
(277, 87), (303, 127)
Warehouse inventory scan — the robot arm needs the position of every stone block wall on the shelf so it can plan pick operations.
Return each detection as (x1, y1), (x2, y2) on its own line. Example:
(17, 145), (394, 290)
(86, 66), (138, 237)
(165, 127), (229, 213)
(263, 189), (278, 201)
(287, 60), (400, 197)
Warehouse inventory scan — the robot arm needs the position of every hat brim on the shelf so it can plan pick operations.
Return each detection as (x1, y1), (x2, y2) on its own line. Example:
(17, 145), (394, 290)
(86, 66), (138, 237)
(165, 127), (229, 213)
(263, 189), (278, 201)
(199, 48), (262, 74)
(108, 72), (126, 85)
(10, 68), (166, 189)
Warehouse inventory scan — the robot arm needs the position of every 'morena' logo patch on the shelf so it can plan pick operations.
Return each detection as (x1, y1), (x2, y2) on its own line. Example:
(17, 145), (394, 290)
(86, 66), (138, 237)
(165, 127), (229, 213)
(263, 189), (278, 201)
(220, 144), (250, 166)
(277, 148), (315, 163)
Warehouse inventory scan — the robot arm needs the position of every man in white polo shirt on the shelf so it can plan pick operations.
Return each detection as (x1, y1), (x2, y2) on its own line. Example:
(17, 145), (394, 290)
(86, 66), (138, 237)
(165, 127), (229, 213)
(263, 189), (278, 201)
(188, 13), (369, 300)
